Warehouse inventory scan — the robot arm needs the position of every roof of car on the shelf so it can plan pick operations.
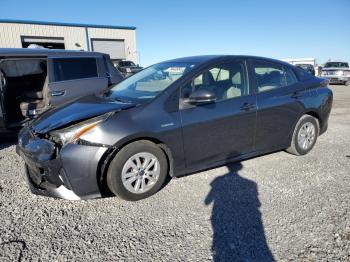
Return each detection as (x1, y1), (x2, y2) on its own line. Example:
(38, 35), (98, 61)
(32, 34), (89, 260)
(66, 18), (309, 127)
(0, 48), (105, 58)
(163, 55), (292, 66)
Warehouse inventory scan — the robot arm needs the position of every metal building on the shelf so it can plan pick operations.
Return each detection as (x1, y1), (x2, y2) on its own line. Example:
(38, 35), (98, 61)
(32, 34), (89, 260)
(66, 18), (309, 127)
(0, 19), (137, 63)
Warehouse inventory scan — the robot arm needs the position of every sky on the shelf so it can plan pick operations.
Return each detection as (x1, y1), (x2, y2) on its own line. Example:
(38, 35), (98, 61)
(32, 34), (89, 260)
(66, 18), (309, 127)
(1, 0), (350, 66)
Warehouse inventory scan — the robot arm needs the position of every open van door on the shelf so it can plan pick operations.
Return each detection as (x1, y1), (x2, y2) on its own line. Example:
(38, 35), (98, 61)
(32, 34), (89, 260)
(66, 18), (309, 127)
(47, 57), (108, 107)
(0, 69), (6, 124)
(101, 54), (124, 86)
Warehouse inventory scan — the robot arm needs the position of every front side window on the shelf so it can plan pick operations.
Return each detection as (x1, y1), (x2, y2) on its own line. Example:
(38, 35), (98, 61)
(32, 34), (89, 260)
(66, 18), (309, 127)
(181, 60), (248, 103)
(53, 57), (98, 82)
(108, 62), (197, 102)
(254, 61), (298, 92)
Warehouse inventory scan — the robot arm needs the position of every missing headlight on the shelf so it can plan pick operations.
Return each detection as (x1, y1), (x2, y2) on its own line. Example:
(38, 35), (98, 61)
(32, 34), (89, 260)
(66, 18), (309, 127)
(48, 113), (112, 146)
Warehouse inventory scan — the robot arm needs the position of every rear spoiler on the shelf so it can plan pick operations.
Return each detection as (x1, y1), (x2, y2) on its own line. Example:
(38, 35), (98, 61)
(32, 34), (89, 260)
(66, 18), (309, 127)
(320, 78), (330, 87)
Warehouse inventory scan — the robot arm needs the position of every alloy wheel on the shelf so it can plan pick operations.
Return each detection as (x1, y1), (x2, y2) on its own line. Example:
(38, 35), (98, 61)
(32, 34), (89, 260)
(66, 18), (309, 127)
(297, 122), (316, 150)
(121, 152), (160, 194)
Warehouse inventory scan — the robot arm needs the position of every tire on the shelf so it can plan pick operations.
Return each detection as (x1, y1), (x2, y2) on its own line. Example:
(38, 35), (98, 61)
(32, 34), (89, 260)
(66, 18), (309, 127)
(286, 115), (319, 156)
(345, 80), (350, 86)
(107, 140), (168, 201)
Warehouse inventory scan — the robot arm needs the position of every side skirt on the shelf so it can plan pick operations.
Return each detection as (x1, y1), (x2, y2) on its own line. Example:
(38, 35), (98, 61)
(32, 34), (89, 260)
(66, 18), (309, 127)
(172, 145), (289, 178)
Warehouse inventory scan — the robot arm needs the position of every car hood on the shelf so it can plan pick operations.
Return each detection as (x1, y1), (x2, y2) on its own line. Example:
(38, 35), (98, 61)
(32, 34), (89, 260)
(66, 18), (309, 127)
(322, 67), (350, 71)
(31, 95), (135, 134)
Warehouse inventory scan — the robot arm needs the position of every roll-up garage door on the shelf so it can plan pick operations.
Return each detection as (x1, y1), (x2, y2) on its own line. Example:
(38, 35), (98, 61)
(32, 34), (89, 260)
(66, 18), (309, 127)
(21, 36), (65, 49)
(91, 39), (126, 60)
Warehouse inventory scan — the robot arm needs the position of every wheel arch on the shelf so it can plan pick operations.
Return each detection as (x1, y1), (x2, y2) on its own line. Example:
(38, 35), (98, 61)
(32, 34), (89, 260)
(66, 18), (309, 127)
(287, 110), (321, 148)
(304, 110), (321, 130)
(96, 137), (174, 196)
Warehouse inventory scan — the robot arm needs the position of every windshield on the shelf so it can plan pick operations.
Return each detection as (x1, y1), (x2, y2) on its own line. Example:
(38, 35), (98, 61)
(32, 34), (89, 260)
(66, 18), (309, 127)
(324, 62), (349, 68)
(108, 62), (197, 102)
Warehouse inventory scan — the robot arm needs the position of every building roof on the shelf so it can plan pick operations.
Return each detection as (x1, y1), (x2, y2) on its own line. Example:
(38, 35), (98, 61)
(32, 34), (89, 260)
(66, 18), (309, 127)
(0, 19), (136, 30)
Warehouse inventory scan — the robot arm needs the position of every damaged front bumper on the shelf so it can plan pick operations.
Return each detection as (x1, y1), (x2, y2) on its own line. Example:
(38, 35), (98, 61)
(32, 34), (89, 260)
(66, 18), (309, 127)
(16, 126), (108, 200)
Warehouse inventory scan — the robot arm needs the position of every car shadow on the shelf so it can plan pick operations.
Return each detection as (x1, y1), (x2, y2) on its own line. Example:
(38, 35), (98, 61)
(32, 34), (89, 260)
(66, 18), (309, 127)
(205, 162), (275, 261)
(0, 136), (17, 150)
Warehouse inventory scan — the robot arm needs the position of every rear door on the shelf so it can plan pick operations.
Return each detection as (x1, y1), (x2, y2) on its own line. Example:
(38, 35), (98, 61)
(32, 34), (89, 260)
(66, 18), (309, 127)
(180, 59), (257, 167)
(251, 59), (307, 151)
(47, 57), (108, 107)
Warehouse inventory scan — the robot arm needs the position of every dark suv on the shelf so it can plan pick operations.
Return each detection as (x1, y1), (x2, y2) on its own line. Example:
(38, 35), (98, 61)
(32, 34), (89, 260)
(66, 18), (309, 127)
(0, 48), (123, 134)
(295, 64), (315, 75)
(116, 60), (143, 77)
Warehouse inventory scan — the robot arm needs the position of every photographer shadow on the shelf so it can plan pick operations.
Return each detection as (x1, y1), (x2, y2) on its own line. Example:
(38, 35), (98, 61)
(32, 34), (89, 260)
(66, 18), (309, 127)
(205, 162), (274, 262)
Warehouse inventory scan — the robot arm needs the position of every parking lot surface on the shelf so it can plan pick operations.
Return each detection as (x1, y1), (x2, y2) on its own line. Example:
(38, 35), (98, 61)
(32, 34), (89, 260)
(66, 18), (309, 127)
(0, 85), (349, 261)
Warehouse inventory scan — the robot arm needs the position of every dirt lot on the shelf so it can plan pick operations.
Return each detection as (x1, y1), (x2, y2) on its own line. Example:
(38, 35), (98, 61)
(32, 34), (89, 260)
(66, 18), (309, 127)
(0, 85), (349, 261)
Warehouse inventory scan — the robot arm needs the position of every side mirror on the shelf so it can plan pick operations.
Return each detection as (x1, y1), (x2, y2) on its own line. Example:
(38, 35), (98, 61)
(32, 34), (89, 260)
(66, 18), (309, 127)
(187, 89), (216, 105)
(154, 71), (168, 80)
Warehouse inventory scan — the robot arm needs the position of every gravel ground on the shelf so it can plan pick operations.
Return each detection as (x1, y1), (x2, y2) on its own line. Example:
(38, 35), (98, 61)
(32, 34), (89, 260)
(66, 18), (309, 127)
(0, 85), (349, 261)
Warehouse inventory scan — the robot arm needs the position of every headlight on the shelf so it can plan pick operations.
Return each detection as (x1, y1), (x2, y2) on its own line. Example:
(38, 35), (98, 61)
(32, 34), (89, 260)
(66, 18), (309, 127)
(321, 71), (327, 76)
(49, 113), (111, 146)
(336, 70), (344, 76)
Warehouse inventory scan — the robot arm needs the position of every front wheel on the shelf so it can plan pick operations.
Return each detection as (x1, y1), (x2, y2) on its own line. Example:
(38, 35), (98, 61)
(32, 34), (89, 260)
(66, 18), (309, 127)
(286, 115), (319, 156)
(107, 140), (168, 201)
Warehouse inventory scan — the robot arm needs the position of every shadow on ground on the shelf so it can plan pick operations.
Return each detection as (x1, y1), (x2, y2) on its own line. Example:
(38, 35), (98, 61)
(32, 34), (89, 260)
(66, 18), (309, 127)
(0, 136), (17, 150)
(205, 162), (275, 261)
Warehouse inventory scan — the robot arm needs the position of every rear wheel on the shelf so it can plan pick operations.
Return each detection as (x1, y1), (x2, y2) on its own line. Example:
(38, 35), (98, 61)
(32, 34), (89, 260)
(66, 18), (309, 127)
(345, 80), (350, 86)
(286, 115), (319, 156)
(107, 140), (168, 201)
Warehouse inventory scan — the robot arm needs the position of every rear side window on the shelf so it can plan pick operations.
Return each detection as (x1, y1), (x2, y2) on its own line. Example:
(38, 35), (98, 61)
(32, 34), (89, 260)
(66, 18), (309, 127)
(294, 66), (312, 81)
(253, 61), (298, 92)
(52, 58), (98, 82)
(284, 66), (298, 85)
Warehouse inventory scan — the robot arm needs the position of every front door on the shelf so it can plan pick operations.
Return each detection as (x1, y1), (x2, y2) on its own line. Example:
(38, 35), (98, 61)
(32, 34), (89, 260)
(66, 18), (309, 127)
(180, 59), (256, 167)
(48, 57), (108, 107)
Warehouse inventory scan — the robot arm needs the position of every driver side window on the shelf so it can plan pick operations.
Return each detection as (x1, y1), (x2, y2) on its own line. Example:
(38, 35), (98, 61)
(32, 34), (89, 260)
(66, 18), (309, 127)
(180, 60), (248, 103)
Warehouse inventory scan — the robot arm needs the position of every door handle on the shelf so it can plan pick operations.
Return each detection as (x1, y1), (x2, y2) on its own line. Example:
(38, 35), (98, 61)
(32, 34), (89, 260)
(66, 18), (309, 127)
(50, 90), (66, 97)
(291, 91), (301, 99)
(240, 102), (256, 111)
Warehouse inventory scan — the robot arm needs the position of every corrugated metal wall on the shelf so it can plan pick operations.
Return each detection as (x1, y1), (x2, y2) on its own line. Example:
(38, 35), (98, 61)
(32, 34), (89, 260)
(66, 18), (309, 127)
(0, 23), (137, 62)
(88, 27), (136, 62)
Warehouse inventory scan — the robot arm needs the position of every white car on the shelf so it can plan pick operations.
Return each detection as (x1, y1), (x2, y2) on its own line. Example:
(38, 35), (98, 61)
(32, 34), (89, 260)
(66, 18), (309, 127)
(321, 61), (350, 85)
